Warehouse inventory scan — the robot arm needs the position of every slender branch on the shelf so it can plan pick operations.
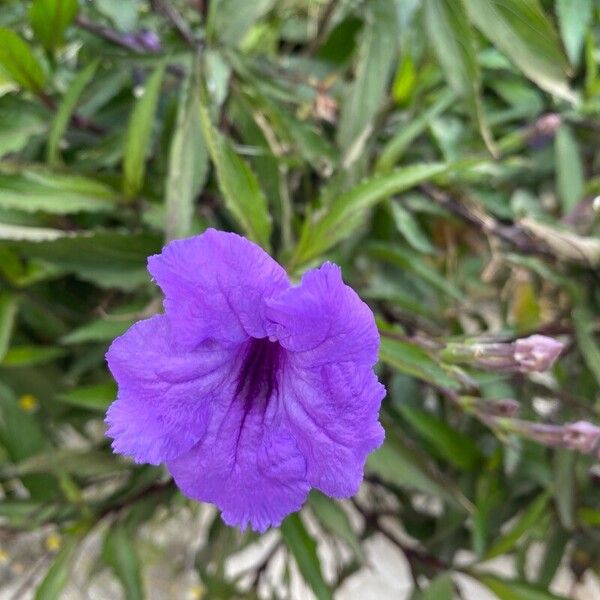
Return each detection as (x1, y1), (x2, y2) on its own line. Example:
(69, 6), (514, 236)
(38, 90), (105, 135)
(304, 0), (339, 55)
(351, 499), (451, 574)
(419, 184), (555, 259)
(75, 15), (154, 53)
(150, 0), (201, 50)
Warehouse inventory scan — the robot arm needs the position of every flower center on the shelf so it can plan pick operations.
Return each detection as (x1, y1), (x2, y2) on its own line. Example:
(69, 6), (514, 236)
(236, 337), (283, 407)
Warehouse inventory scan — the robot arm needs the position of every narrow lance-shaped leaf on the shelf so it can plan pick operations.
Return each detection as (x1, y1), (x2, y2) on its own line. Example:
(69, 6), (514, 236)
(0, 168), (120, 214)
(198, 81), (272, 250)
(280, 513), (332, 600)
(34, 537), (79, 600)
(462, 0), (574, 102)
(337, 0), (398, 154)
(123, 63), (165, 199)
(475, 573), (569, 600)
(485, 492), (550, 559)
(556, 0), (593, 67)
(0, 292), (18, 361)
(423, 0), (496, 154)
(102, 524), (144, 600)
(0, 28), (47, 93)
(292, 162), (447, 267)
(376, 89), (455, 172)
(165, 66), (209, 241)
(555, 124), (584, 213)
(29, 0), (79, 52)
(399, 404), (482, 471)
(309, 492), (364, 560)
(417, 573), (454, 600)
(367, 430), (473, 510)
(48, 60), (99, 165)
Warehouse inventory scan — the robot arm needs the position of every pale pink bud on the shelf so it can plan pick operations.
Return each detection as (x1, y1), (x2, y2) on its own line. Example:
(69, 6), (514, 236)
(513, 335), (564, 372)
(562, 421), (600, 456)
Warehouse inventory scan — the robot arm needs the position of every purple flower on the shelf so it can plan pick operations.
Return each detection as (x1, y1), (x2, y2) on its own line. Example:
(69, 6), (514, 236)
(105, 229), (385, 532)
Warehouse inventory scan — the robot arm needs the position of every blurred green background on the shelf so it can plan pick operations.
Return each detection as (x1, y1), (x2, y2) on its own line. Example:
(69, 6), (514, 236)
(0, 0), (600, 598)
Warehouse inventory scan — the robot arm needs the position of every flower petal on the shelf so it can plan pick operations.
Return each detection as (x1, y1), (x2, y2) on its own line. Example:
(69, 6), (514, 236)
(266, 263), (385, 496)
(148, 229), (289, 347)
(105, 315), (234, 465)
(282, 361), (385, 497)
(167, 396), (309, 532)
(265, 262), (379, 367)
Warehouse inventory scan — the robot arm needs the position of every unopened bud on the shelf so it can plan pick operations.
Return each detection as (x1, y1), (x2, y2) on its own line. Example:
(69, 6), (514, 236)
(562, 421), (600, 456)
(529, 113), (562, 149)
(442, 335), (563, 373)
(513, 335), (564, 372)
(135, 30), (161, 52)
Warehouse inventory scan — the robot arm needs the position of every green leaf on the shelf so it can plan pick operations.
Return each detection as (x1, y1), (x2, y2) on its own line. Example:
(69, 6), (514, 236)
(536, 527), (569, 587)
(34, 537), (79, 600)
(553, 449), (575, 530)
(0, 99), (46, 159)
(337, 0), (398, 152)
(399, 404), (482, 470)
(462, 0), (574, 102)
(5, 231), (161, 290)
(198, 84), (272, 249)
(475, 573), (568, 600)
(2, 345), (66, 366)
(380, 336), (460, 390)
(0, 223), (70, 241)
(0, 291), (18, 361)
(61, 318), (134, 345)
(423, 0), (495, 153)
(55, 383), (116, 412)
(0, 168), (120, 214)
(280, 513), (331, 600)
(165, 67), (209, 241)
(366, 432), (472, 510)
(556, 0), (592, 67)
(376, 90), (455, 172)
(390, 203), (436, 255)
(29, 0), (79, 52)
(368, 242), (464, 302)
(0, 28), (47, 93)
(14, 449), (126, 478)
(48, 60), (98, 165)
(293, 163), (447, 266)
(0, 382), (45, 462)
(208, 0), (275, 46)
(416, 573), (454, 599)
(573, 301), (600, 387)
(123, 63), (165, 198)
(309, 492), (364, 560)
(485, 492), (550, 559)
(555, 124), (584, 213)
(102, 524), (144, 600)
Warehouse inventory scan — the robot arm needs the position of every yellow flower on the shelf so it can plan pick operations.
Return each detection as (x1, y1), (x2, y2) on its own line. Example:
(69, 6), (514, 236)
(18, 394), (38, 413)
(189, 584), (205, 600)
(45, 533), (62, 552)
(0, 549), (8, 564)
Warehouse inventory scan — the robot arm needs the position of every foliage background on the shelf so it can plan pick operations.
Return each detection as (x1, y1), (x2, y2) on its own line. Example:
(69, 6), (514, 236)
(0, 0), (600, 598)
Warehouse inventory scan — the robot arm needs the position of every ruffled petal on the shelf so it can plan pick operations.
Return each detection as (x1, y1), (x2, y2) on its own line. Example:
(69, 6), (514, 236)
(265, 262), (379, 367)
(282, 361), (385, 497)
(148, 229), (289, 347)
(167, 390), (309, 532)
(105, 315), (235, 465)
(265, 263), (385, 496)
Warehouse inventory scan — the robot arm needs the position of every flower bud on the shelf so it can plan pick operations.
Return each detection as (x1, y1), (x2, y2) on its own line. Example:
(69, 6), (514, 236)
(135, 30), (161, 52)
(562, 421), (600, 456)
(513, 335), (564, 372)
